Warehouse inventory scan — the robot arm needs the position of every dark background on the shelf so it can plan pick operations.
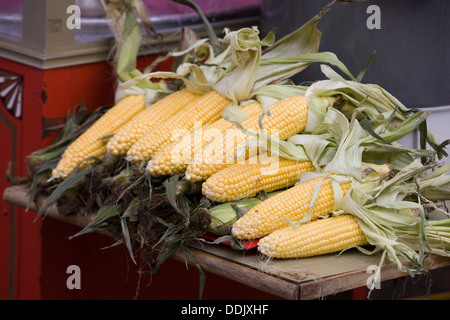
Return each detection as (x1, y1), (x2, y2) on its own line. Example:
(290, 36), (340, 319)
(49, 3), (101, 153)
(260, 0), (450, 109)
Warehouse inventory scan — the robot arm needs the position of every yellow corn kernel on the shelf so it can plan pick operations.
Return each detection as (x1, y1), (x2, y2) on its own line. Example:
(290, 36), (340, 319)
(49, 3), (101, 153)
(202, 155), (315, 202)
(185, 95), (309, 182)
(231, 176), (352, 240)
(147, 102), (262, 176)
(257, 214), (368, 258)
(52, 94), (145, 179)
(106, 88), (200, 156)
(126, 90), (231, 163)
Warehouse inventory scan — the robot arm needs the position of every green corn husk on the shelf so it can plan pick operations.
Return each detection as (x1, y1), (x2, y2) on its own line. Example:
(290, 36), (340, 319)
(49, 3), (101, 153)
(231, 59), (444, 179)
(304, 64), (445, 159)
(206, 191), (282, 236)
(120, 25), (276, 105)
(254, 0), (353, 89)
(170, 0), (222, 54)
(101, 0), (169, 104)
(207, 198), (261, 236)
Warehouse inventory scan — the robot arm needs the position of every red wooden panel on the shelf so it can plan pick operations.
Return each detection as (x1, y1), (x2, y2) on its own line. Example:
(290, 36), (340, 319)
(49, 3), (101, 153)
(0, 58), (46, 300)
(13, 207), (42, 300)
(0, 105), (15, 300)
(70, 61), (116, 112)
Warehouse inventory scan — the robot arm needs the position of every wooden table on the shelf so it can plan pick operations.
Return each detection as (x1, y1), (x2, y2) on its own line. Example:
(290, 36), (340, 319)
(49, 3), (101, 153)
(4, 184), (450, 300)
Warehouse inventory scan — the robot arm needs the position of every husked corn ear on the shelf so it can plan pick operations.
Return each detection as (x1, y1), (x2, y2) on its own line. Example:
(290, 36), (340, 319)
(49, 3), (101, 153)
(202, 154), (315, 202)
(258, 215), (368, 258)
(106, 88), (200, 156)
(232, 177), (352, 240)
(126, 90), (231, 162)
(185, 95), (309, 182)
(147, 102), (262, 176)
(52, 94), (145, 179)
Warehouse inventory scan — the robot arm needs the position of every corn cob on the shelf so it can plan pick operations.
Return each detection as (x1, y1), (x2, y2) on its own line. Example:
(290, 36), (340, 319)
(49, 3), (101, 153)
(147, 102), (262, 176)
(232, 176), (352, 240)
(126, 90), (231, 163)
(202, 154), (315, 202)
(206, 197), (263, 236)
(106, 88), (201, 156)
(185, 95), (309, 182)
(257, 214), (369, 258)
(52, 94), (145, 179)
